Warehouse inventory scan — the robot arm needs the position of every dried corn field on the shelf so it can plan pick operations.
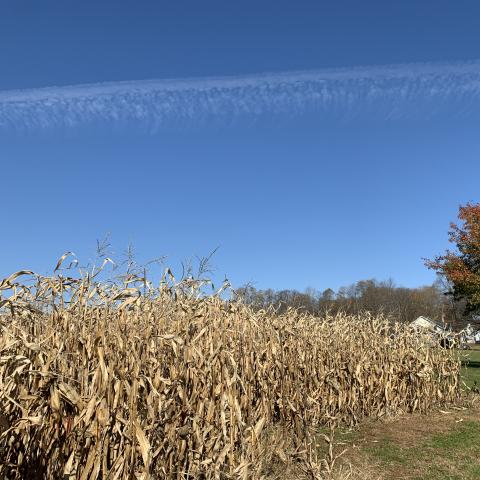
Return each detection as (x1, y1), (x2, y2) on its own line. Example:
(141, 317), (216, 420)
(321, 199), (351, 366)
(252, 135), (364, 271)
(0, 264), (461, 479)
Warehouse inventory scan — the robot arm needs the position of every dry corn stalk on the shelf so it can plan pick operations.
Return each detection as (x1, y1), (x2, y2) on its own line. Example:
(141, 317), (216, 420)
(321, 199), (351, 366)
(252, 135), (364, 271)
(0, 266), (461, 479)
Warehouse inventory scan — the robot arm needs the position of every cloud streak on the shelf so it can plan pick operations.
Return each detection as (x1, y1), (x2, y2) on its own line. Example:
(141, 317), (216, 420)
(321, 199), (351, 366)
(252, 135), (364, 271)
(1, 60), (480, 132)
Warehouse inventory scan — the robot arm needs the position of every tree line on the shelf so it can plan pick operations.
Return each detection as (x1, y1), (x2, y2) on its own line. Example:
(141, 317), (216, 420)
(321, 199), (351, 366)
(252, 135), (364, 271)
(236, 278), (470, 328)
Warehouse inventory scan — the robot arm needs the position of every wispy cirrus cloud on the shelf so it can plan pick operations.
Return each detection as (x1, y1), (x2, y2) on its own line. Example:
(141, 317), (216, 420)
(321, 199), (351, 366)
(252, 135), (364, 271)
(1, 60), (480, 133)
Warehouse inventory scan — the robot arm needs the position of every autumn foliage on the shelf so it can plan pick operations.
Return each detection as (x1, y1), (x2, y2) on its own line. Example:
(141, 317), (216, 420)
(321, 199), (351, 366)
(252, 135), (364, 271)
(426, 202), (480, 315)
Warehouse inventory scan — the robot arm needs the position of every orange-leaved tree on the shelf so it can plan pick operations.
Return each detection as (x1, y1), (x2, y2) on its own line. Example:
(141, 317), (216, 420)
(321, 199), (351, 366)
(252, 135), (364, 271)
(425, 203), (480, 315)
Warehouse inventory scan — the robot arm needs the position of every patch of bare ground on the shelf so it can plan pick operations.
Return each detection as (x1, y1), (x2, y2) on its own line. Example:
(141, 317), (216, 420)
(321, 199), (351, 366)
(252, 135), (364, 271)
(334, 396), (480, 480)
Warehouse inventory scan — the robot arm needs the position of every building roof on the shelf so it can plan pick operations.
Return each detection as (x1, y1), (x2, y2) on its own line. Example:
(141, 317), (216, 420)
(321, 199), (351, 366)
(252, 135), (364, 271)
(409, 316), (446, 333)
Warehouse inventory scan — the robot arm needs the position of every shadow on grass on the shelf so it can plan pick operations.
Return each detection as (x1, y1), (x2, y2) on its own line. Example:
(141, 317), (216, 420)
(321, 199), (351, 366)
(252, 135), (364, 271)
(462, 360), (480, 368)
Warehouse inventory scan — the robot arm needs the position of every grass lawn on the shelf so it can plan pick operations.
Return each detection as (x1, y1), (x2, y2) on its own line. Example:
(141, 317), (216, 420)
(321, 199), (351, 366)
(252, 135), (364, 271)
(329, 404), (480, 479)
(460, 344), (480, 389)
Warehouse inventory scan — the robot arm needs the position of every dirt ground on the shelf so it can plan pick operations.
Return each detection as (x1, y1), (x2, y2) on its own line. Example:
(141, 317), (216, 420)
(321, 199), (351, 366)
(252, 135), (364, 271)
(333, 398), (480, 479)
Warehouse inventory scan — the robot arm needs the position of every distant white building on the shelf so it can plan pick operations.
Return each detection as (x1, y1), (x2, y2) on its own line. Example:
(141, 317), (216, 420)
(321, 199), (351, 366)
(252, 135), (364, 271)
(410, 316), (480, 347)
(409, 316), (447, 335)
(460, 323), (480, 344)
(409, 316), (456, 347)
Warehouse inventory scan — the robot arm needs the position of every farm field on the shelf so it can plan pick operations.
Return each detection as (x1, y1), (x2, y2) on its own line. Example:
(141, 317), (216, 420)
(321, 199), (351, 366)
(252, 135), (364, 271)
(0, 268), (464, 480)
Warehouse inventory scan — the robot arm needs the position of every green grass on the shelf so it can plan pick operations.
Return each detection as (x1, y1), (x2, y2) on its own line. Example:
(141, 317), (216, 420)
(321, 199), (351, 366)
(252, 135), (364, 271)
(461, 346), (480, 389)
(363, 420), (480, 480)
(426, 420), (480, 450)
(365, 440), (414, 465)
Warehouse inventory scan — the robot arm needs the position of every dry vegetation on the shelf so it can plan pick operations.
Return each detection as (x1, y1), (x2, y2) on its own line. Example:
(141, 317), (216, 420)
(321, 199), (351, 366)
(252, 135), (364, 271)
(0, 257), (462, 479)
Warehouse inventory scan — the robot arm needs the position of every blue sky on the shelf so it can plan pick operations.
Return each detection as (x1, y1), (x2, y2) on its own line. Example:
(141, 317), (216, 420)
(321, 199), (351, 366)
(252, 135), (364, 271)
(1, 1), (480, 292)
